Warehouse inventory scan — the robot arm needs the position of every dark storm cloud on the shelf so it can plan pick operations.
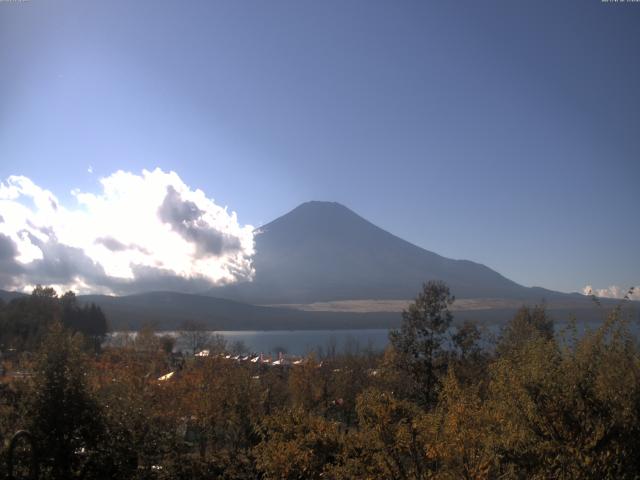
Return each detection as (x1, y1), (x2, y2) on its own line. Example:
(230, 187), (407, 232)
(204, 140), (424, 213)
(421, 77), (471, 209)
(0, 232), (218, 295)
(0, 232), (111, 292)
(158, 185), (203, 224)
(0, 232), (120, 293)
(0, 229), (228, 295)
(0, 233), (17, 261)
(0, 170), (254, 293)
(40, 263), (217, 296)
(110, 264), (214, 295)
(21, 235), (108, 286)
(0, 234), (24, 290)
(158, 186), (241, 257)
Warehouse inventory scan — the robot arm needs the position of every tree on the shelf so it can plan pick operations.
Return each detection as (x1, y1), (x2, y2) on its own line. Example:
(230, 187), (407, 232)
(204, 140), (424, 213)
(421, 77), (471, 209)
(60, 292), (108, 352)
(452, 321), (482, 359)
(0, 288), (109, 353)
(209, 333), (227, 355)
(27, 322), (104, 480)
(424, 369), (497, 479)
(388, 280), (454, 406)
(135, 322), (160, 352)
(288, 354), (330, 414)
(487, 308), (640, 478)
(179, 320), (214, 356)
(496, 305), (553, 357)
(159, 334), (176, 354)
(1, 285), (61, 350)
(451, 320), (487, 385)
(83, 303), (108, 352)
(330, 388), (431, 480)
(254, 408), (342, 480)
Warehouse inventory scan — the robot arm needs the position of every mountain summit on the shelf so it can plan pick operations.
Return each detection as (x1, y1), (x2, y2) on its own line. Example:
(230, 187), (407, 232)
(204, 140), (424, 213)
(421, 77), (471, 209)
(209, 201), (549, 304)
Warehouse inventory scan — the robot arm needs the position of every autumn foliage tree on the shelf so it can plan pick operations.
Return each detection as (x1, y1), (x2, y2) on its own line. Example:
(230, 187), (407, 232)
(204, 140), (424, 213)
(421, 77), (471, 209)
(2, 283), (640, 479)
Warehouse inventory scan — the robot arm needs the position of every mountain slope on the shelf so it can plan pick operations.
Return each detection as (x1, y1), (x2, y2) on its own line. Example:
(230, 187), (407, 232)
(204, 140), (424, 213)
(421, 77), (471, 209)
(78, 291), (399, 330)
(77, 291), (618, 331)
(208, 201), (562, 304)
(0, 289), (28, 303)
(1, 289), (627, 331)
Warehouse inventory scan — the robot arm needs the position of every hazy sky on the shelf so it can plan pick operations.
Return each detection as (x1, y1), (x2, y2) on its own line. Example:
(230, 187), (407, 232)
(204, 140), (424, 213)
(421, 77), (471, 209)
(1, 0), (638, 294)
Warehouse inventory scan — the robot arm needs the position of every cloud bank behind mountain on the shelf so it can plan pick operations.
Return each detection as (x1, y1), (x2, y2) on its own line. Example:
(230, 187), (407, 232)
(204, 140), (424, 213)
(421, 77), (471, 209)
(583, 285), (640, 301)
(0, 168), (254, 294)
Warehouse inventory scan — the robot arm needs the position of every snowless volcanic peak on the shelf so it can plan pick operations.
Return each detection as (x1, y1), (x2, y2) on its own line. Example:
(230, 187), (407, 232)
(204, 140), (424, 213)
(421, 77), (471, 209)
(208, 201), (557, 305)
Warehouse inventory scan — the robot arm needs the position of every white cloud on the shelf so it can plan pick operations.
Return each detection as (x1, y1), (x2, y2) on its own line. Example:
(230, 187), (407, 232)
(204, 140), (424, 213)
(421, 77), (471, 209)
(0, 168), (254, 294)
(582, 284), (640, 301)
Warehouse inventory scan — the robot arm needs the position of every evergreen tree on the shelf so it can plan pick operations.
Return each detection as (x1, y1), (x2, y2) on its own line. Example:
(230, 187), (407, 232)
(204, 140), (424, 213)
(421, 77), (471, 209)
(389, 280), (454, 406)
(27, 322), (104, 480)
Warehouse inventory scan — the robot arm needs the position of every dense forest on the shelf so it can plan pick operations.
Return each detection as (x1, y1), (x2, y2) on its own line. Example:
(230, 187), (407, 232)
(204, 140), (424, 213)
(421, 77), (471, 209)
(1, 282), (639, 479)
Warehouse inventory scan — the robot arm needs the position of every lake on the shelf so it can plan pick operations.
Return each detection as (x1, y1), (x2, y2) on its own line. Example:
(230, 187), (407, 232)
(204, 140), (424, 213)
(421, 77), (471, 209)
(109, 319), (637, 356)
(110, 329), (391, 356)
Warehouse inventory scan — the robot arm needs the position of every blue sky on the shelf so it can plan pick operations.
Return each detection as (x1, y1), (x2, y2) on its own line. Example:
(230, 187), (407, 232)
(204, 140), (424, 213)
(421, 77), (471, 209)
(1, 0), (638, 294)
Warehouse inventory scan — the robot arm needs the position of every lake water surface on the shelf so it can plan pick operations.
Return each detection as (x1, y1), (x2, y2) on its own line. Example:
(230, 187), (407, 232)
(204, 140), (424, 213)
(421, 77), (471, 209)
(110, 319), (637, 356)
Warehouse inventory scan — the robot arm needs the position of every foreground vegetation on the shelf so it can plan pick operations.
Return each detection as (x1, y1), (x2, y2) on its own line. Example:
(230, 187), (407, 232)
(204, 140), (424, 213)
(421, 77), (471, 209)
(1, 283), (639, 479)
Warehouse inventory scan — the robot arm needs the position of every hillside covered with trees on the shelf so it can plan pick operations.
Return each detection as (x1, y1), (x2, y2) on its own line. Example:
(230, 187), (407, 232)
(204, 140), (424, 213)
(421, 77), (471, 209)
(0, 283), (639, 479)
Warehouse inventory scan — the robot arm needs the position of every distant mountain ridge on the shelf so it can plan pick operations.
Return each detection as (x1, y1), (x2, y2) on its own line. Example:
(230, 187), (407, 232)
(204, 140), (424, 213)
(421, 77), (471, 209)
(0, 289), (27, 303)
(75, 291), (399, 330)
(208, 201), (571, 304)
(2, 288), (617, 331)
(76, 291), (625, 331)
(2, 201), (628, 331)
(0, 287), (628, 331)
